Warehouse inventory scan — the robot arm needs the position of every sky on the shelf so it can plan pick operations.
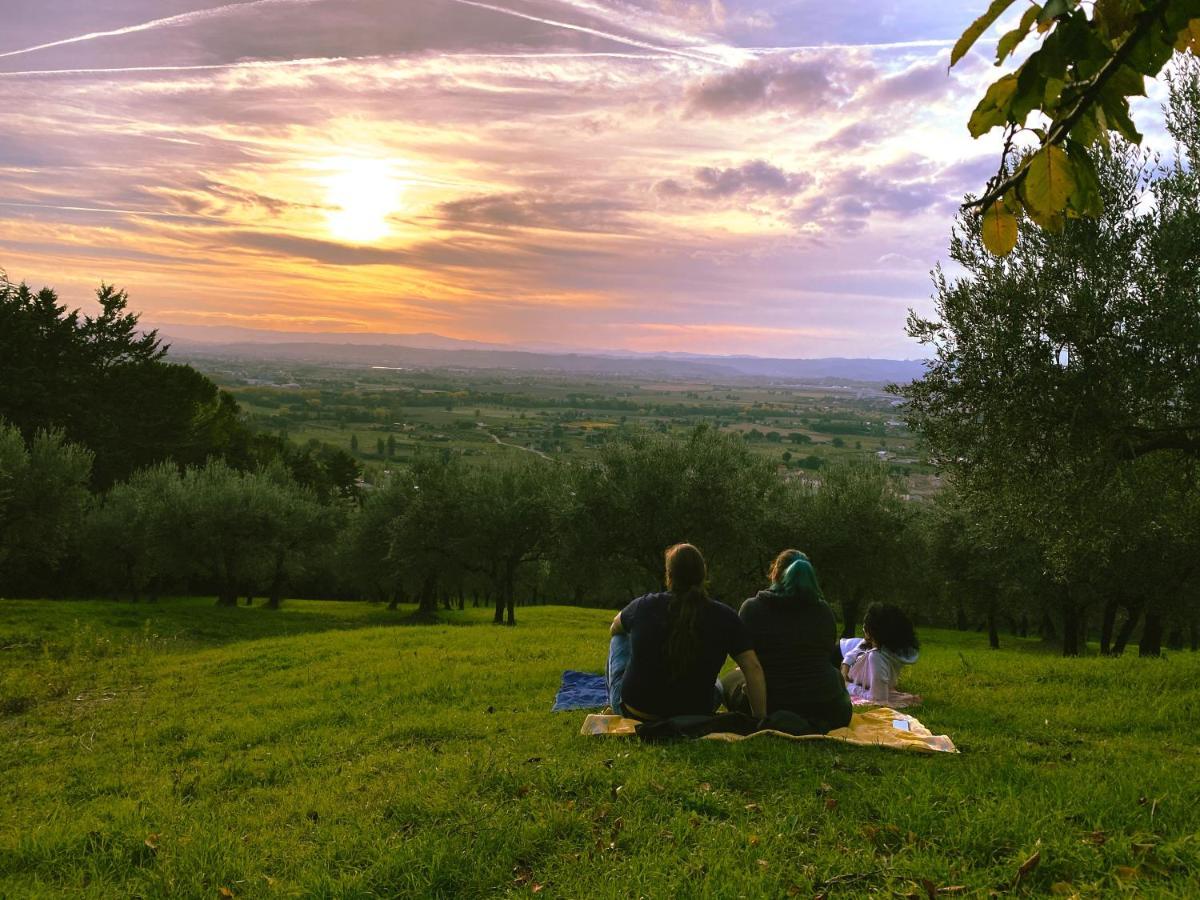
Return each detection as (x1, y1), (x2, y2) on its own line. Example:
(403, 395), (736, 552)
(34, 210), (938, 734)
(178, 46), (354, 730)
(0, 1), (1088, 357)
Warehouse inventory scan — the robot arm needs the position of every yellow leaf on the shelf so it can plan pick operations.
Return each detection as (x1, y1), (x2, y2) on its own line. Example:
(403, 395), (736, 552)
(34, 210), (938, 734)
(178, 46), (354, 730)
(1023, 145), (1076, 221)
(969, 74), (1019, 137)
(981, 201), (1018, 256)
(953, 0), (1020, 67)
(1176, 19), (1200, 54)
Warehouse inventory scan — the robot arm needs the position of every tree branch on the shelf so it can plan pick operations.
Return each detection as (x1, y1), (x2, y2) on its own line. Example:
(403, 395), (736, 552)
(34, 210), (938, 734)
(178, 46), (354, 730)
(964, 0), (1172, 213)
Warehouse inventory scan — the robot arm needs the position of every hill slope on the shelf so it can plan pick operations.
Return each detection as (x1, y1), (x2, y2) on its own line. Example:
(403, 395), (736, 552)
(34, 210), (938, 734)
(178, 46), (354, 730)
(1, 599), (1196, 897)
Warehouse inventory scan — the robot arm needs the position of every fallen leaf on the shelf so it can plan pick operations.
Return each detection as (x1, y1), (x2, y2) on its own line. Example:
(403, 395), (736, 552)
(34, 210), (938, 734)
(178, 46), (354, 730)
(1114, 866), (1138, 881)
(817, 782), (833, 795)
(745, 802), (760, 812)
(144, 834), (160, 850)
(699, 782), (712, 793)
(823, 798), (838, 812)
(786, 886), (802, 897)
(531, 882), (544, 893)
(756, 859), (769, 868)
(601, 758), (614, 768)
(218, 889), (234, 899)
(1014, 849), (1041, 887)
(748, 834), (760, 846)
(1050, 882), (1075, 895)
(920, 878), (937, 900)
(1084, 830), (1106, 846)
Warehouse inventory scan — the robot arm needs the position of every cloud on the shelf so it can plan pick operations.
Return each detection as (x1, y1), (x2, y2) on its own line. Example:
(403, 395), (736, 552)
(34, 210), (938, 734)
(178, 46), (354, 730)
(654, 159), (810, 199)
(683, 52), (859, 115)
(437, 191), (633, 232)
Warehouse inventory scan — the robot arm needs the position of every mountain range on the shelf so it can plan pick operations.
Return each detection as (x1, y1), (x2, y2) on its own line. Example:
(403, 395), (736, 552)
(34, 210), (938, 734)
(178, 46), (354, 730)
(155, 323), (928, 385)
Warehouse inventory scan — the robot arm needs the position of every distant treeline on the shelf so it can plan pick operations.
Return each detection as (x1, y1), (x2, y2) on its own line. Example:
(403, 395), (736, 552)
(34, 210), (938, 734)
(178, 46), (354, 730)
(2, 271), (1197, 656)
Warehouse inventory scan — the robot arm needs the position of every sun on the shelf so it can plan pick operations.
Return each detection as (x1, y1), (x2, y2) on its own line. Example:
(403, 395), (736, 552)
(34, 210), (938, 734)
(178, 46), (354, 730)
(322, 157), (402, 244)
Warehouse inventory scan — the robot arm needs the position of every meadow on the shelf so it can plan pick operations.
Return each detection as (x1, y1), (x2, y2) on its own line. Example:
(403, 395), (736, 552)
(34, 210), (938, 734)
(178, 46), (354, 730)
(2, 599), (1197, 898)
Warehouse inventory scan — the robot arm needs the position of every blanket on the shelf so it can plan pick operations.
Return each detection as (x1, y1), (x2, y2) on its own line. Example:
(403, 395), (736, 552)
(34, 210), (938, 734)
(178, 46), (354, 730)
(849, 687), (923, 710)
(552, 670), (610, 712)
(580, 706), (958, 753)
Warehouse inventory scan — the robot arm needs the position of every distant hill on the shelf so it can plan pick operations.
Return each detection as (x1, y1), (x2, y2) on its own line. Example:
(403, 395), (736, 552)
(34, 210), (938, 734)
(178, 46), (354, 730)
(157, 326), (928, 385)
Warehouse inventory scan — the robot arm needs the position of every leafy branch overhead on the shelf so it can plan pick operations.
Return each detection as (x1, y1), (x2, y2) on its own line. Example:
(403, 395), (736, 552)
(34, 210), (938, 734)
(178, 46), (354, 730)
(954, 0), (1200, 255)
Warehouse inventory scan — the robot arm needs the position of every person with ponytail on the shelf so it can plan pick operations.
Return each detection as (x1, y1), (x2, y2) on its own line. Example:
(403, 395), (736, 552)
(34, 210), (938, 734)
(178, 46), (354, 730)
(605, 543), (766, 721)
(720, 549), (852, 733)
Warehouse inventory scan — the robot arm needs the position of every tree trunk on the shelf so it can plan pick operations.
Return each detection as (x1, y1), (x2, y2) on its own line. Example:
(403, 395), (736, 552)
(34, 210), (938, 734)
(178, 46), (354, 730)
(216, 589), (238, 607)
(1139, 609), (1164, 657)
(417, 574), (438, 615)
(1019, 614), (1028, 638)
(457, 588), (465, 611)
(1040, 610), (1057, 643)
(841, 590), (862, 639)
(1190, 618), (1198, 652)
(493, 589), (505, 624)
(987, 605), (999, 650)
(244, 595), (254, 606)
(954, 596), (967, 631)
(1099, 595), (1119, 656)
(1167, 625), (1185, 651)
(505, 568), (516, 626)
(1113, 604), (1141, 656)
(1061, 591), (1079, 657)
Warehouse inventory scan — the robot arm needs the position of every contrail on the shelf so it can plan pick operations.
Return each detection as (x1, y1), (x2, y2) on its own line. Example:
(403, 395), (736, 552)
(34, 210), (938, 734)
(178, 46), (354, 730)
(0, 56), (354, 78)
(0, 200), (211, 221)
(0, 0), (320, 60)
(445, 0), (732, 67)
(746, 39), (955, 53)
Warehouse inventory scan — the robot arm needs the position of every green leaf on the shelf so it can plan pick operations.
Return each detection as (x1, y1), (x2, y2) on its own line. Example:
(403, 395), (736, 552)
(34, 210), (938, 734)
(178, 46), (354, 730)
(1023, 144), (1076, 221)
(1043, 76), (1065, 107)
(1098, 90), (1142, 143)
(1064, 141), (1103, 218)
(981, 201), (1019, 256)
(952, 0), (1020, 67)
(969, 74), (1020, 137)
(1068, 106), (1102, 147)
(1106, 63), (1146, 98)
(1037, 0), (1070, 26)
(996, 4), (1043, 64)
(1094, 0), (1138, 41)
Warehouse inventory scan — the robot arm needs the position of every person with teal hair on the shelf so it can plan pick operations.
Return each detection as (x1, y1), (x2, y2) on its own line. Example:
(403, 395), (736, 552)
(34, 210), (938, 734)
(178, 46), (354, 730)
(720, 549), (852, 733)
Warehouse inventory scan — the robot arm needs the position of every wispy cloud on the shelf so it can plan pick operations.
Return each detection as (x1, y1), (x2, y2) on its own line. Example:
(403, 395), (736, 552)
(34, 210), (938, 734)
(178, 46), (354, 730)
(0, 0), (1012, 357)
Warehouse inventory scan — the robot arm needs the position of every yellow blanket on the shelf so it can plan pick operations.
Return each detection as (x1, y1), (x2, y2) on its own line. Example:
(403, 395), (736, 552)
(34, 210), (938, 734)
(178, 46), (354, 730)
(580, 707), (958, 753)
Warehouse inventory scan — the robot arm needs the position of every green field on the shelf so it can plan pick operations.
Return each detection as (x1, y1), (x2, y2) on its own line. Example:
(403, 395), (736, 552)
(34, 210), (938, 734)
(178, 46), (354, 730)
(2, 599), (1197, 897)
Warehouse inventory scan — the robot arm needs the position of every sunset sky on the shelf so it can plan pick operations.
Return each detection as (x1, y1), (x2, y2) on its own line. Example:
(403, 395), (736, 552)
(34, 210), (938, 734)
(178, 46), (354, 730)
(0, 1), (1162, 357)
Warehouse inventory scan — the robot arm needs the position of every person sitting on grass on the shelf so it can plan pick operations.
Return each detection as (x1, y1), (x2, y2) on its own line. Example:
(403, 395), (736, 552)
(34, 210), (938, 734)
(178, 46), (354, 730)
(720, 550), (852, 734)
(841, 602), (921, 706)
(606, 542), (766, 722)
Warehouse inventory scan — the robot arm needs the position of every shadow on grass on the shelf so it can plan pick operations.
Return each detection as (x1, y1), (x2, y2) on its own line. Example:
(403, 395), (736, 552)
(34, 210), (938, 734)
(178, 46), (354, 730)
(0, 596), (489, 656)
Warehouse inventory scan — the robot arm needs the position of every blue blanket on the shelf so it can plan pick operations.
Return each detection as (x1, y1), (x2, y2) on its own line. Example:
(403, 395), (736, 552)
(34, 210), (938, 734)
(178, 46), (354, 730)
(552, 670), (609, 712)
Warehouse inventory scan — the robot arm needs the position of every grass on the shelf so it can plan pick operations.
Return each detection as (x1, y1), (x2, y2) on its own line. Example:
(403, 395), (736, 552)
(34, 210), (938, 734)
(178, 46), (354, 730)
(1, 599), (1197, 898)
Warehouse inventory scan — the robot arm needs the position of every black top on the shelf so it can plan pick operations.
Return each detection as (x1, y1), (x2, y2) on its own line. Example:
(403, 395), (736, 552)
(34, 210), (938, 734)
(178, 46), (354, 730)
(619, 592), (752, 718)
(738, 589), (847, 713)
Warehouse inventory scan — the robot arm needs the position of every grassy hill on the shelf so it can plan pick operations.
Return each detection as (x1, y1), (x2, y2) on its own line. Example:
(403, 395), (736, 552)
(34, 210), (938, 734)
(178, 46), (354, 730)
(2, 599), (1197, 897)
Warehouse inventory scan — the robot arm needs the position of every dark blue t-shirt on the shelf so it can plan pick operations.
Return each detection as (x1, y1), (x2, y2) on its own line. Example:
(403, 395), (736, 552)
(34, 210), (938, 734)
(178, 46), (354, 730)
(618, 592), (753, 718)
